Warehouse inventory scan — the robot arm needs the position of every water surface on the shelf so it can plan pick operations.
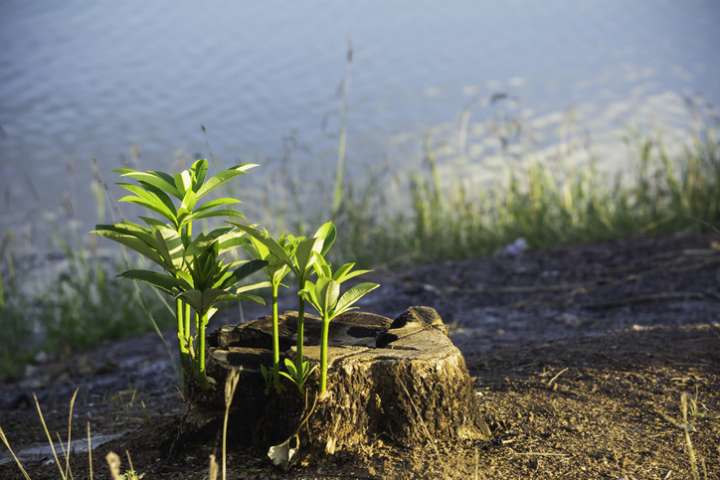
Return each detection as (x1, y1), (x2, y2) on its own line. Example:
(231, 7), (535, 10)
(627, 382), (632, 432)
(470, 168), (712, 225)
(1, 1), (719, 246)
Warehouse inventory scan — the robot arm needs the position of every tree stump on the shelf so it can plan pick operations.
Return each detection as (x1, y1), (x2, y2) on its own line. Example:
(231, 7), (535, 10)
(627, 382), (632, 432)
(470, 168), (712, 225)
(204, 306), (491, 454)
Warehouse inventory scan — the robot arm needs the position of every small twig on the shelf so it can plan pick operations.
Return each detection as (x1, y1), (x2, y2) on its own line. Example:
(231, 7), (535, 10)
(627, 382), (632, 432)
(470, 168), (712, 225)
(654, 409), (686, 430)
(546, 367), (569, 388)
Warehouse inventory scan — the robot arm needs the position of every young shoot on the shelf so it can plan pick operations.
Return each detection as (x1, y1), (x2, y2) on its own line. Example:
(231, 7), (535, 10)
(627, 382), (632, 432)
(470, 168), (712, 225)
(243, 231), (294, 392)
(120, 237), (267, 385)
(233, 221), (336, 393)
(301, 253), (379, 397)
(93, 159), (258, 390)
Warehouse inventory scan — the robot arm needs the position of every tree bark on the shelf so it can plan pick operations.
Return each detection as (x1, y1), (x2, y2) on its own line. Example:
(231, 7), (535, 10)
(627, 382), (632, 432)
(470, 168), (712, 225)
(204, 306), (491, 453)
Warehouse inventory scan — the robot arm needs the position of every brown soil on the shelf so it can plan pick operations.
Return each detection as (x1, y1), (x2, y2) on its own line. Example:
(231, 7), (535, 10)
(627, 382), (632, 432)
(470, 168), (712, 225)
(1, 232), (719, 479)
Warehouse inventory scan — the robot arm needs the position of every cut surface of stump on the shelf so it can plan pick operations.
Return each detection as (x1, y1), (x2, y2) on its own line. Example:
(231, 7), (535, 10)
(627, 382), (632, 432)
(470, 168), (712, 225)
(205, 306), (490, 453)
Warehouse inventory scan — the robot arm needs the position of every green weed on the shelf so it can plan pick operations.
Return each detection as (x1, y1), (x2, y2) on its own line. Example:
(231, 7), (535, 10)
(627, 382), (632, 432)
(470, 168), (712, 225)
(331, 133), (720, 266)
(93, 159), (266, 390)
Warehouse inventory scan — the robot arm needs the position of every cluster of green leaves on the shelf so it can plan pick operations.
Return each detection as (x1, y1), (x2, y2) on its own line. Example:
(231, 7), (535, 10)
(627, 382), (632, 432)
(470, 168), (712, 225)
(234, 222), (336, 393)
(94, 159), (267, 389)
(96, 159), (382, 398)
(236, 222), (379, 396)
(300, 254), (378, 395)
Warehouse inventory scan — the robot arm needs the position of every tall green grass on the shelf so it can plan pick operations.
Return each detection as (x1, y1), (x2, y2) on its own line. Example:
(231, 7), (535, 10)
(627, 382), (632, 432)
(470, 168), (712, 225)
(330, 133), (720, 266)
(0, 241), (173, 379)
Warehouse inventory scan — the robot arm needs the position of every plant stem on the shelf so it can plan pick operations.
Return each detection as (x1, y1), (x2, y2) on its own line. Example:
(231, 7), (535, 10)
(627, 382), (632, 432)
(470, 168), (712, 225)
(296, 296), (305, 368)
(184, 301), (191, 346)
(184, 221), (193, 361)
(222, 407), (229, 480)
(198, 311), (207, 374)
(320, 316), (330, 395)
(271, 282), (280, 373)
(175, 298), (186, 353)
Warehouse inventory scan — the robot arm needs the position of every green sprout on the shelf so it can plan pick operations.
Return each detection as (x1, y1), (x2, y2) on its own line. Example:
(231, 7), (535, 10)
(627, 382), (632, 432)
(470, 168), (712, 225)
(242, 231), (295, 391)
(301, 253), (379, 397)
(175, 238), (266, 379)
(93, 159), (258, 388)
(233, 222), (336, 393)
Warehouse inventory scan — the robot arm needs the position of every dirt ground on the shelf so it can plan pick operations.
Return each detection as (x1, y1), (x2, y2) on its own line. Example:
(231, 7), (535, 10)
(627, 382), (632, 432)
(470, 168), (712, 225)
(1, 232), (719, 479)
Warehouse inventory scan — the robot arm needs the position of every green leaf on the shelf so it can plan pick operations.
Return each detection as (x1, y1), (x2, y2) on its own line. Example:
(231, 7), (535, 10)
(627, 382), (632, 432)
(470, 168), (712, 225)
(271, 264), (291, 285)
(177, 288), (227, 314)
(246, 234), (270, 260)
(237, 293), (266, 305)
(114, 168), (181, 198)
(118, 182), (178, 218)
(117, 184), (178, 226)
(92, 225), (165, 268)
(332, 262), (355, 281)
(153, 229), (176, 270)
(313, 221), (336, 256)
(283, 358), (298, 376)
(119, 269), (189, 294)
(229, 259), (267, 285)
(195, 163), (259, 199)
(294, 237), (317, 274)
(119, 195), (175, 224)
(236, 280), (271, 294)
(311, 251), (332, 278)
(178, 189), (198, 215)
(335, 267), (372, 283)
(182, 208), (245, 226)
(176, 269), (194, 288)
(232, 224), (293, 266)
(176, 289), (202, 312)
(173, 169), (193, 196)
(197, 197), (241, 210)
(180, 197), (241, 226)
(139, 216), (168, 228)
(215, 229), (248, 255)
(190, 159), (209, 190)
(300, 281), (322, 313)
(334, 282), (380, 317)
(324, 279), (340, 314)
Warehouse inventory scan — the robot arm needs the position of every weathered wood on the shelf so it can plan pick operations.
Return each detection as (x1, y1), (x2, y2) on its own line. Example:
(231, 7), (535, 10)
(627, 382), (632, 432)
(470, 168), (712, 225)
(204, 306), (490, 453)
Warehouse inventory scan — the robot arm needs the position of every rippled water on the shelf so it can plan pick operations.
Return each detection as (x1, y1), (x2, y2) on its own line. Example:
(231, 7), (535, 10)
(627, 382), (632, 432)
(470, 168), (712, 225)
(1, 1), (719, 247)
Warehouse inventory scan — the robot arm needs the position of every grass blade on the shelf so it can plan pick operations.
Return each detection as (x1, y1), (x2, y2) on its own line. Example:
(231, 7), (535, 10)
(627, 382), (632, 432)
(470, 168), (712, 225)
(64, 388), (79, 479)
(87, 421), (93, 480)
(0, 426), (32, 480)
(33, 393), (67, 480)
